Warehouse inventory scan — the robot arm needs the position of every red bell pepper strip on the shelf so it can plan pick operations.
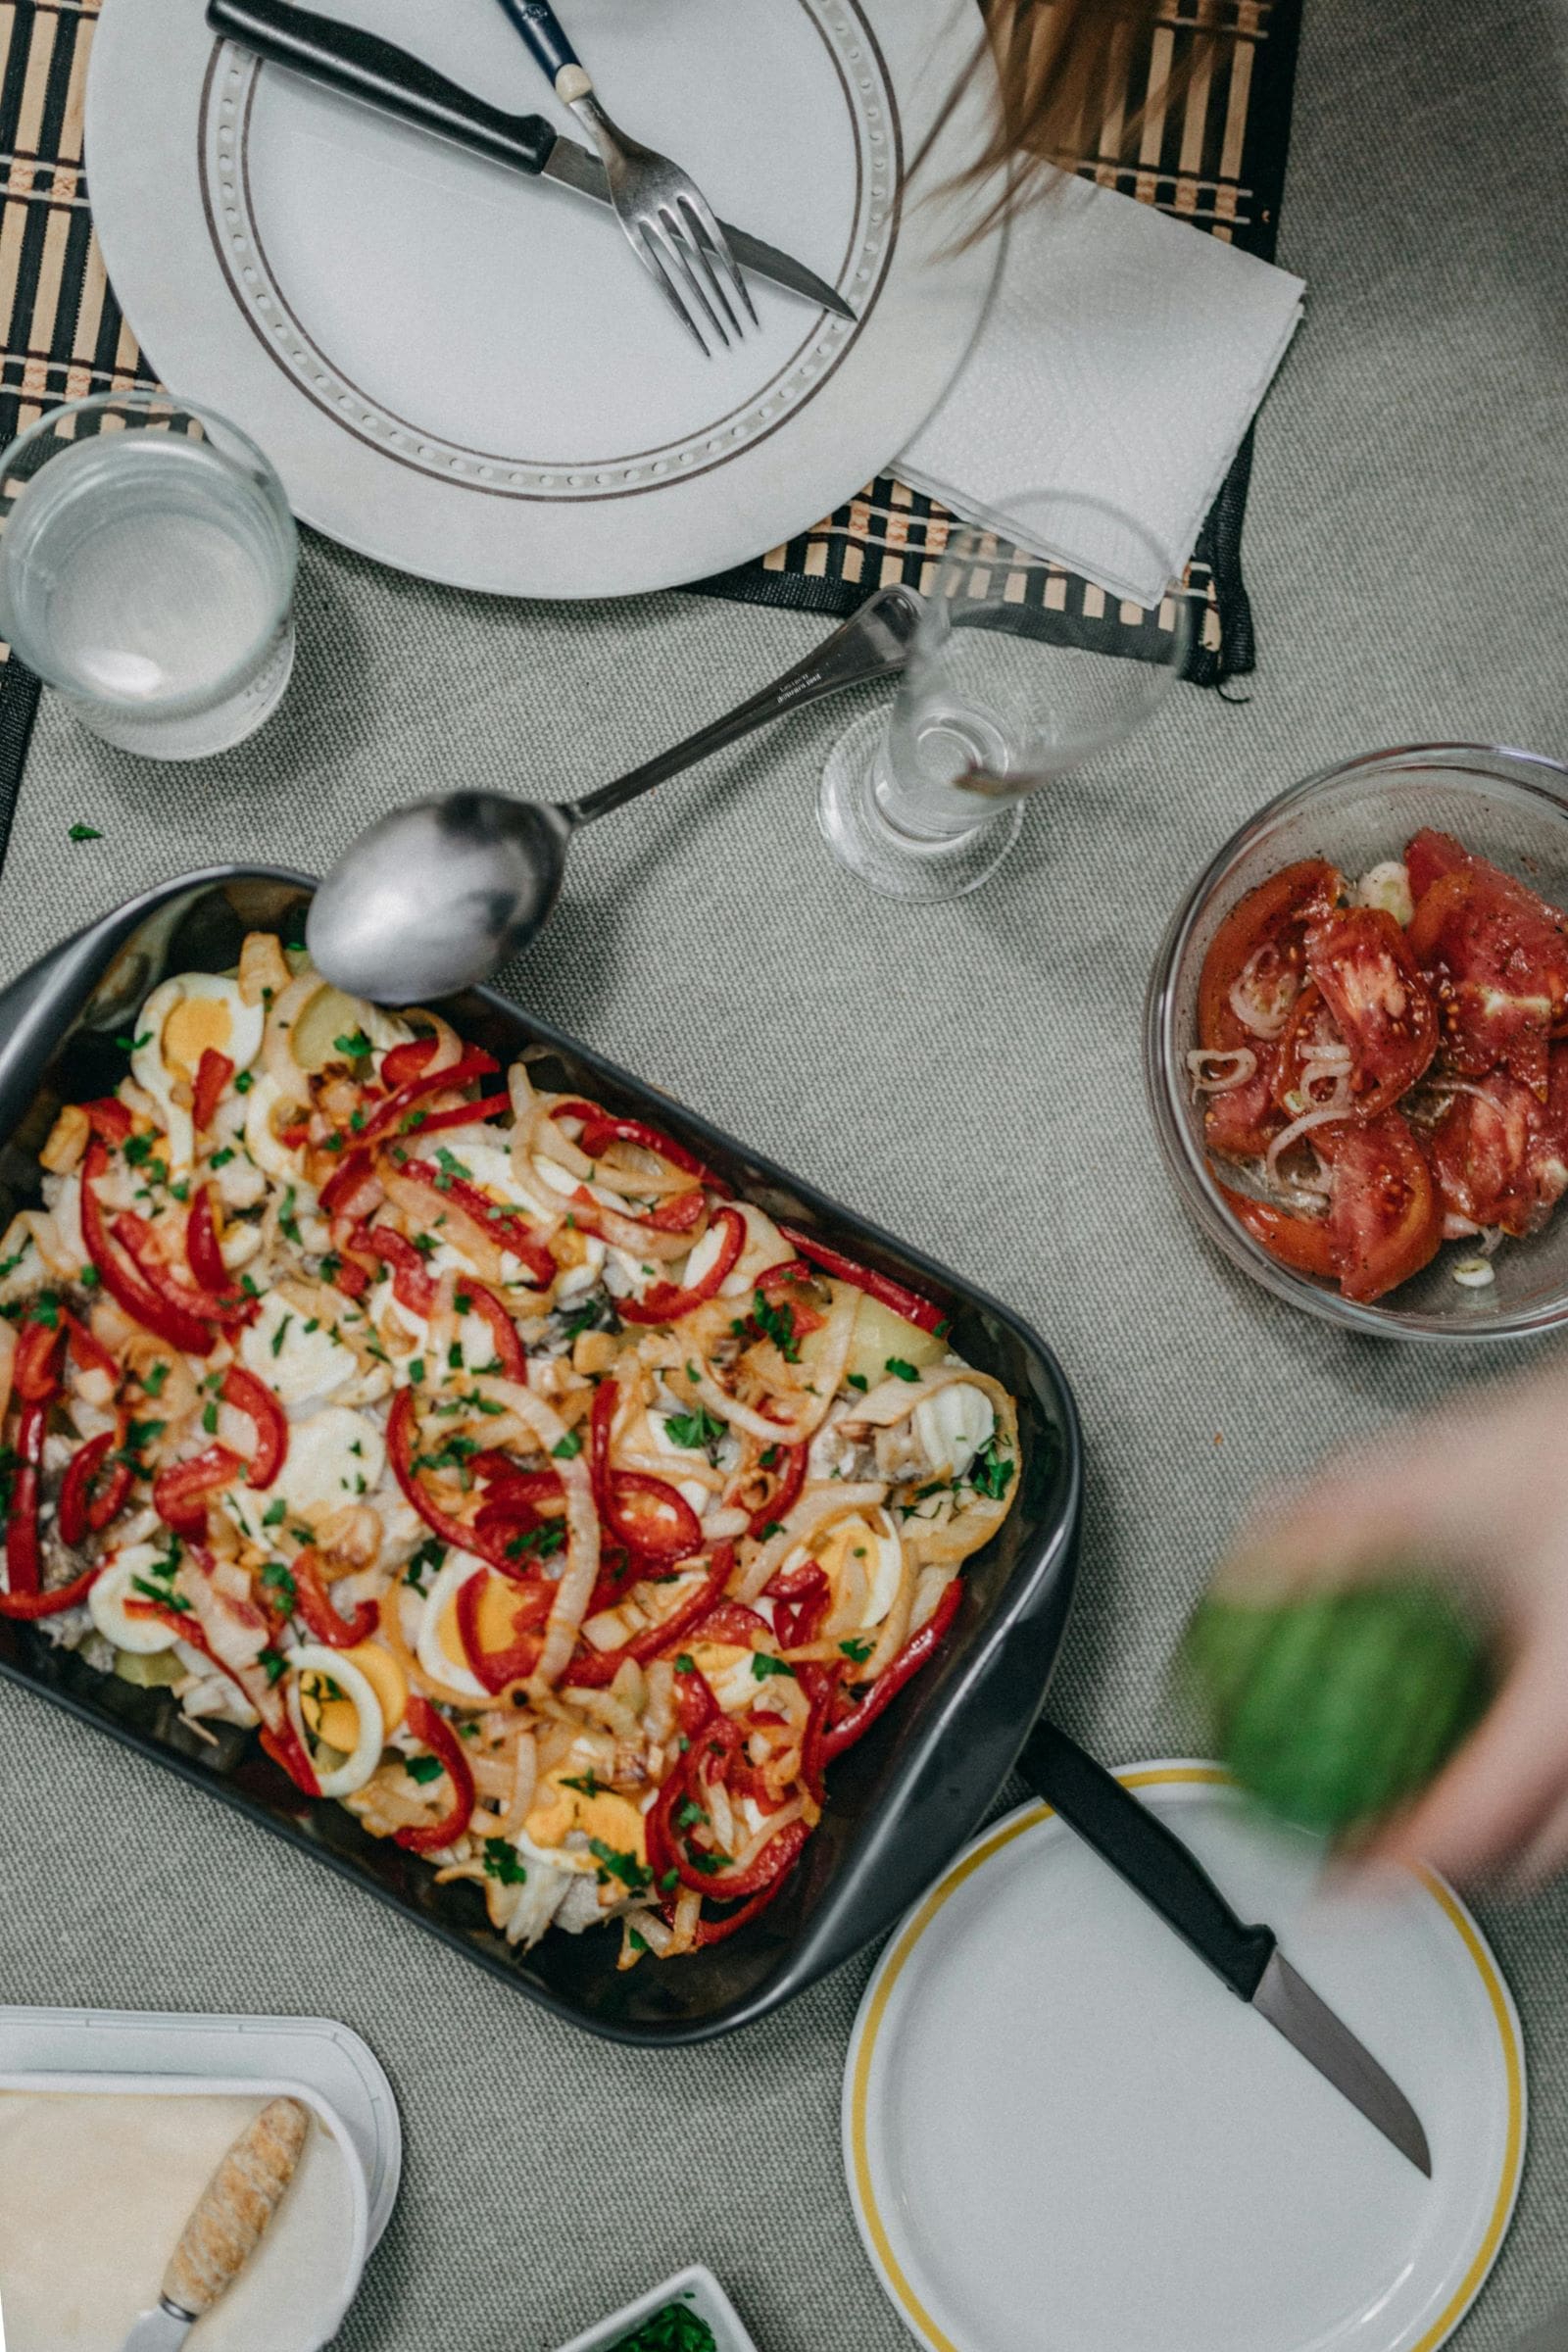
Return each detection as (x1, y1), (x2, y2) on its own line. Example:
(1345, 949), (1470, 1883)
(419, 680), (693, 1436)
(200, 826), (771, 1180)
(457, 1281), (528, 1384)
(152, 1445), (247, 1535)
(474, 1455), (562, 1505)
(398, 1159), (557, 1290)
(13, 1314), (65, 1401)
(331, 1257), (370, 1301)
(649, 1189), (707, 1235)
(290, 1550), (379, 1649)
(395, 1094), (510, 1142)
(220, 1364), (287, 1488)
(682, 1815), (811, 1904)
(672, 1652), (722, 1739)
(686, 1599), (771, 1649)
(614, 1205), (746, 1327)
(261, 1719), (323, 1798)
(351, 1221), (435, 1316)
(757, 1263), (828, 1341)
(379, 1036), (439, 1089)
(357, 1049), (500, 1148)
(82, 1142), (218, 1355)
(64, 1311), (118, 1384)
(565, 1546), (734, 1690)
(551, 1101), (711, 1182)
(4, 1397), (51, 1593)
(777, 1225), (948, 1336)
(820, 1576), (964, 1763)
(456, 1568), (552, 1693)
(184, 1188), (230, 1297)
(319, 1148), (380, 1220)
(748, 1442), (808, 1540)
(689, 1861), (801, 1947)
(83, 1097), (132, 1144)
(588, 1381), (703, 1562)
(0, 1555), (107, 1619)
(385, 1388), (518, 1578)
(394, 1692), (476, 1854)
(192, 1048), (234, 1132)
(795, 1658), (841, 1803)
(763, 1557), (831, 1650)
(113, 1211), (248, 1330)
(57, 1430), (131, 1547)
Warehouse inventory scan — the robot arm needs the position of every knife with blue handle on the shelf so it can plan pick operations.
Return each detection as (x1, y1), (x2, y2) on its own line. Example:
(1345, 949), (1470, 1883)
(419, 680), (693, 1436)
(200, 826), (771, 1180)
(1020, 1720), (1434, 2177)
(204, 0), (857, 321)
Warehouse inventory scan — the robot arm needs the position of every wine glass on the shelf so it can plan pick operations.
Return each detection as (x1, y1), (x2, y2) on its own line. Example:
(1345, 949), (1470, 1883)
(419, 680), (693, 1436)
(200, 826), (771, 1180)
(817, 489), (1197, 900)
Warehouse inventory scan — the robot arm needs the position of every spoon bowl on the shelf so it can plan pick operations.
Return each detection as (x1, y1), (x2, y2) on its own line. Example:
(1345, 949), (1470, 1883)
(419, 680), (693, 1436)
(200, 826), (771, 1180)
(307, 587), (920, 1002)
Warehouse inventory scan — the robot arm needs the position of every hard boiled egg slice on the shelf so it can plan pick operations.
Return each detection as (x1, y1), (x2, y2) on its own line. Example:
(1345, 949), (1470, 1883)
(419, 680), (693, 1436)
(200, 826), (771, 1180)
(688, 1640), (767, 1713)
(912, 1384), (996, 1482)
(131, 976), (265, 1176)
(415, 1548), (491, 1700)
(684, 1201), (794, 1298)
(299, 1636), (406, 1746)
(272, 1404), (386, 1520)
(287, 1642), (385, 1797)
(240, 1293), (357, 1408)
(782, 1507), (904, 1634)
(88, 1545), (181, 1654)
(520, 1769), (650, 1880)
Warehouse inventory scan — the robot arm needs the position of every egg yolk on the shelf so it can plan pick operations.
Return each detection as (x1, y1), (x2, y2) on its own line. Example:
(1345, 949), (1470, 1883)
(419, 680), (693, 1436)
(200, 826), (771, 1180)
(301, 1640), (406, 1751)
(523, 1769), (649, 1868)
(436, 1572), (529, 1678)
(162, 995), (234, 1083)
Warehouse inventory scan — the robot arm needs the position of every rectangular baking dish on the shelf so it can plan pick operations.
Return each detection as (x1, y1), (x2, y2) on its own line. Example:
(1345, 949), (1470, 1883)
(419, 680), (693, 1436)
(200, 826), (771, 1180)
(0, 869), (1082, 2044)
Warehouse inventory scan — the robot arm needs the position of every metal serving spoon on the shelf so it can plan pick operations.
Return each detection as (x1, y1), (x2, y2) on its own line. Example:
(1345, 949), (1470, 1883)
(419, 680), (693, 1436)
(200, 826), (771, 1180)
(306, 585), (920, 1003)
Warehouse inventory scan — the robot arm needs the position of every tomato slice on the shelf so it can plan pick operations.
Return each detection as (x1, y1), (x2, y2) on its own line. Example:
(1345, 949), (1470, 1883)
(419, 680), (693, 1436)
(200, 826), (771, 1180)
(1323, 1111), (1444, 1302)
(1198, 859), (1344, 1160)
(1272, 983), (1345, 1114)
(1427, 1073), (1539, 1237)
(1216, 1183), (1337, 1280)
(1406, 833), (1568, 1096)
(1302, 907), (1438, 1117)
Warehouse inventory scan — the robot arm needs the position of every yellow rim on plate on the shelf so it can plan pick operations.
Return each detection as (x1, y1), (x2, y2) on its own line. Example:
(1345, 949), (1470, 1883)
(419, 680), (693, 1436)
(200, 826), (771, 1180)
(845, 1763), (1526, 2352)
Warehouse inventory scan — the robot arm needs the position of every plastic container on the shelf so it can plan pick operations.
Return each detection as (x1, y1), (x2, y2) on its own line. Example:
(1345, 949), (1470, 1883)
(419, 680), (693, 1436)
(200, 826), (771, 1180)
(554, 2265), (758, 2352)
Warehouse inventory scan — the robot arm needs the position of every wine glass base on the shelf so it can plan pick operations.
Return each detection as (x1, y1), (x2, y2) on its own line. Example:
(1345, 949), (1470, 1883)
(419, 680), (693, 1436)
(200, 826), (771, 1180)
(817, 708), (1024, 902)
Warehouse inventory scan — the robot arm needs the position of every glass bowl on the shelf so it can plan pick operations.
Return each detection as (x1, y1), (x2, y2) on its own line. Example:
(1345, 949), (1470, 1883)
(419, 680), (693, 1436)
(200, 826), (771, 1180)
(1146, 743), (1568, 1342)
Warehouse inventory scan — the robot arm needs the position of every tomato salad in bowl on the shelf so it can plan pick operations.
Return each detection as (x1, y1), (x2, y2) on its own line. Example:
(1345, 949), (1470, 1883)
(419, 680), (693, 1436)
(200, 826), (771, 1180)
(1148, 745), (1568, 1337)
(0, 932), (1021, 1965)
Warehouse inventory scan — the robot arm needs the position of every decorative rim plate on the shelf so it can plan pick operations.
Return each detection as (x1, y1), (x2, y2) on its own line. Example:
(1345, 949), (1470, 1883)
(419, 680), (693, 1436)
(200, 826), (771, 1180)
(845, 1766), (1526, 2352)
(86, 0), (1001, 595)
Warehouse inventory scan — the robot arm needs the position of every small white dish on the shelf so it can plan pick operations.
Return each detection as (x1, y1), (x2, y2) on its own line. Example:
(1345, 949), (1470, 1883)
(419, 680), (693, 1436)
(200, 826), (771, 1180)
(85, 0), (1002, 598)
(845, 1763), (1526, 2352)
(554, 2263), (757, 2352)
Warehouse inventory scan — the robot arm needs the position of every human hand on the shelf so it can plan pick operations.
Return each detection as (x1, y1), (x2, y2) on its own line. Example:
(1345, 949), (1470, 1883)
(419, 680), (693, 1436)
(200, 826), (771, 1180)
(1212, 1353), (1568, 1888)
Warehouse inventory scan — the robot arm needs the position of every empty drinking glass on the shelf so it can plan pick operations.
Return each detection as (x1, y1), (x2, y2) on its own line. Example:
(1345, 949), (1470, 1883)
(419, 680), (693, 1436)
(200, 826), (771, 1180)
(817, 490), (1197, 900)
(0, 389), (297, 759)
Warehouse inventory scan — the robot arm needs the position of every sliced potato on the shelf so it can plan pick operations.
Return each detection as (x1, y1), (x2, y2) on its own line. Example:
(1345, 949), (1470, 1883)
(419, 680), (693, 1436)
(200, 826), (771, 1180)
(844, 1292), (947, 1390)
(290, 984), (373, 1074)
(114, 1648), (187, 1690)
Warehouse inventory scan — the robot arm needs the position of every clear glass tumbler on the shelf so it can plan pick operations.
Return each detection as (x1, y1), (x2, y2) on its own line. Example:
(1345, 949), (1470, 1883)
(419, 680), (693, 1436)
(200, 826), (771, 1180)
(818, 489), (1196, 900)
(0, 388), (298, 759)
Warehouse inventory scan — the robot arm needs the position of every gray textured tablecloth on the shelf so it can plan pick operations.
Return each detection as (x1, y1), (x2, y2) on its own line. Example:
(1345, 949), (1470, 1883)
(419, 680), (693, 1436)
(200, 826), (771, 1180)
(4, 0), (1568, 2342)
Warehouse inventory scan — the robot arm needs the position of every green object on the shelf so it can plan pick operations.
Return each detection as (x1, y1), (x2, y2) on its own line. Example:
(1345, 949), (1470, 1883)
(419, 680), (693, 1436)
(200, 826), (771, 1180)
(609, 2303), (718, 2352)
(1185, 1581), (1494, 1835)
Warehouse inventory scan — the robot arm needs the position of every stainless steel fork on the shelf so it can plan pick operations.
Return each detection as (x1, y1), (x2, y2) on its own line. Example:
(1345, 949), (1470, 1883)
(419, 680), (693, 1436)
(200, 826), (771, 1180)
(493, 0), (757, 355)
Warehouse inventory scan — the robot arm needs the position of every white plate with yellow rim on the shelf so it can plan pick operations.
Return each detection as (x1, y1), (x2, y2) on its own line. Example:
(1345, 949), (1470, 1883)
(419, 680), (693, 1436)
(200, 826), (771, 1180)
(844, 1762), (1525, 2352)
(85, 0), (1001, 597)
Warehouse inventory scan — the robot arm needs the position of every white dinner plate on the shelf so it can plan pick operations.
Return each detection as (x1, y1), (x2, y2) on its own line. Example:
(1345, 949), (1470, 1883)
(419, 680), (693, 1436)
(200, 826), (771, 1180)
(84, 0), (1001, 597)
(845, 1765), (1526, 2352)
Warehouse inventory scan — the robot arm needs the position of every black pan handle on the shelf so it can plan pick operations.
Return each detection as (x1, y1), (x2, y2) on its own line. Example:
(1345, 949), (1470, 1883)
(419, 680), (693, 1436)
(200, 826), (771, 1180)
(1019, 1719), (1277, 2001)
(205, 0), (559, 178)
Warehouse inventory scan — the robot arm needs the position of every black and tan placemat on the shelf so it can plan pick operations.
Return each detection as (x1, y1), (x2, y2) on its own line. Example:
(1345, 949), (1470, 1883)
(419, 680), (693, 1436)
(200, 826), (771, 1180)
(0, 0), (1303, 868)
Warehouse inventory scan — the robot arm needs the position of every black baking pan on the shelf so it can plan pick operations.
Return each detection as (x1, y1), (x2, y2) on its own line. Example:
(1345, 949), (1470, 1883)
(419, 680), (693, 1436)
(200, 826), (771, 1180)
(0, 869), (1081, 2043)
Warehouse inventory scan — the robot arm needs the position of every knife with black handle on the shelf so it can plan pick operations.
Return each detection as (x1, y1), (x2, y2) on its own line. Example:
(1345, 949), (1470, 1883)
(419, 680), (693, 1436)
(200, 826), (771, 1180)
(1019, 1718), (1434, 2177)
(204, 0), (856, 318)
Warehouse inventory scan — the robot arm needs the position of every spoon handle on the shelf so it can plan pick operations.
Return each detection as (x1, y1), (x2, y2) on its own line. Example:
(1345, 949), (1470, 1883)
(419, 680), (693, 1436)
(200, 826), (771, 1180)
(564, 584), (922, 827)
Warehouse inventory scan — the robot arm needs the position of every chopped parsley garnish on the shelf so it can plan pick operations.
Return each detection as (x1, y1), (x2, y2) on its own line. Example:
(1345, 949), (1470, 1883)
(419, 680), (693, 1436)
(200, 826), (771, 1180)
(130, 1576), (187, 1612)
(589, 1838), (652, 1892)
(846, 1372), (868, 1394)
(141, 1360), (170, 1398)
(68, 821), (103, 842)
(234, 1069), (254, 1094)
(263, 1497), (287, 1527)
(261, 1560), (298, 1610)
(406, 1754), (447, 1786)
(435, 1147), (472, 1183)
(885, 1357), (920, 1383)
(562, 1771), (605, 1799)
(411, 1233), (437, 1258)
(78, 1263), (100, 1291)
(552, 1431), (583, 1459)
(750, 1653), (797, 1683)
(758, 1519), (784, 1541)
(749, 1287), (800, 1362)
(202, 1400), (219, 1435)
(209, 1147), (236, 1170)
(604, 2301), (718, 2352)
(505, 1522), (565, 1563)
(483, 1838), (527, 1885)
(409, 1357), (426, 1386)
(278, 1187), (302, 1246)
(674, 1797), (707, 1831)
(270, 1313), (293, 1360)
(685, 1850), (732, 1877)
(0, 1249), (24, 1281)
(674, 1654), (698, 1675)
(334, 1030), (372, 1062)
(123, 1133), (155, 1167)
(663, 1406), (724, 1451)
(259, 1647), (288, 1686)
(839, 1636), (875, 1664)
(969, 1439), (1014, 1500)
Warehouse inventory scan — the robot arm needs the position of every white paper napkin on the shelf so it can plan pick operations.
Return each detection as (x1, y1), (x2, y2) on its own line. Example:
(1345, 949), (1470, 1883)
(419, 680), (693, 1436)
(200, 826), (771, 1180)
(896, 173), (1305, 605)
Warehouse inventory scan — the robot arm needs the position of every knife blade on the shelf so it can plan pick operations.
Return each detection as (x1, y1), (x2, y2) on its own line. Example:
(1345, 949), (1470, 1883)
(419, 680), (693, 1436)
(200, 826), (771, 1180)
(205, 0), (857, 321)
(1019, 1720), (1433, 2177)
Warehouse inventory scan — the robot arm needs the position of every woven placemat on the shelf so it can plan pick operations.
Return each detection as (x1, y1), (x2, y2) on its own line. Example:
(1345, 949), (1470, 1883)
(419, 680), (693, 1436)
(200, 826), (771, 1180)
(0, 0), (1303, 871)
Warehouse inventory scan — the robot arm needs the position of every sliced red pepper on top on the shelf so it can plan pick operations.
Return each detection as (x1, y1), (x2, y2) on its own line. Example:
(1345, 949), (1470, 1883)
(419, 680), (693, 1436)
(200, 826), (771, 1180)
(192, 1048), (234, 1133)
(615, 1205), (745, 1327)
(393, 1692), (476, 1854)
